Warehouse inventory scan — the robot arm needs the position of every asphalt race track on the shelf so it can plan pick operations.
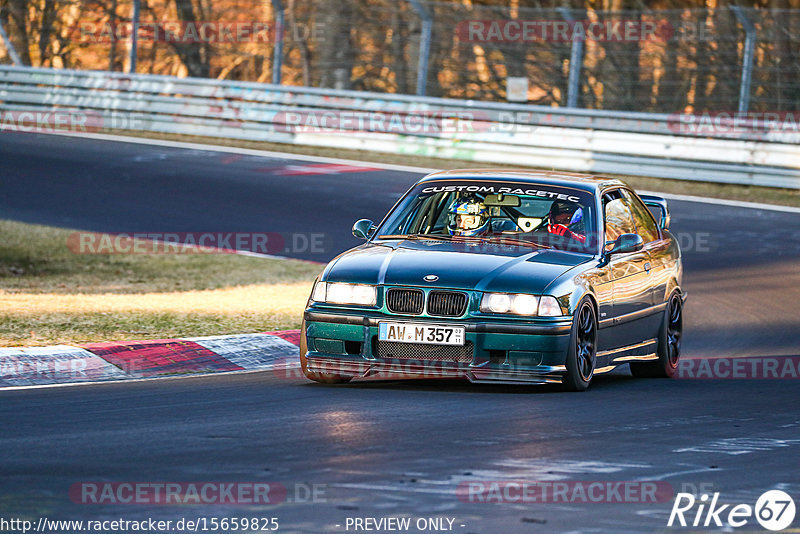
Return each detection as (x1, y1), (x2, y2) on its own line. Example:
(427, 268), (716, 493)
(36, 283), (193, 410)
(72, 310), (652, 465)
(1, 132), (799, 533)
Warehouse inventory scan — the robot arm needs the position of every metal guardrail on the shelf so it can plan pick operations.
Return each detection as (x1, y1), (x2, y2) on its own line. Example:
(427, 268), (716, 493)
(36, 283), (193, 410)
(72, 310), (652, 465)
(1, 66), (798, 189)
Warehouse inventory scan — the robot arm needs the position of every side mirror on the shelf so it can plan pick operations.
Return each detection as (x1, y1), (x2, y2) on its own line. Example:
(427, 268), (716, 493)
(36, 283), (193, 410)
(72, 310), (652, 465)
(352, 219), (376, 239)
(606, 233), (644, 255)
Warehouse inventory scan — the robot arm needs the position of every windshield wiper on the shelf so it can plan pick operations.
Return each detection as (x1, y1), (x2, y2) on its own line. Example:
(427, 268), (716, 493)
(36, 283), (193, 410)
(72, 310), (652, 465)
(481, 237), (550, 249)
(382, 234), (549, 250)
(401, 233), (454, 241)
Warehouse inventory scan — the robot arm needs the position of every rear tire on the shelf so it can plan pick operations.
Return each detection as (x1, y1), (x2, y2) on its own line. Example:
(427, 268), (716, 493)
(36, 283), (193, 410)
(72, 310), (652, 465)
(563, 298), (597, 392)
(630, 291), (683, 378)
(299, 320), (352, 384)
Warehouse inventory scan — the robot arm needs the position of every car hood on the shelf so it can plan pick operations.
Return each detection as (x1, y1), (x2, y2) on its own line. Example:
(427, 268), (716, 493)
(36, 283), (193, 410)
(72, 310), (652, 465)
(325, 240), (592, 294)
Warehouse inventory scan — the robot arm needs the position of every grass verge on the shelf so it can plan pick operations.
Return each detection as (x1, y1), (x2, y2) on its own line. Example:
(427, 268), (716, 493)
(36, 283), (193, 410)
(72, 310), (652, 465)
(0, 219), (320, 346)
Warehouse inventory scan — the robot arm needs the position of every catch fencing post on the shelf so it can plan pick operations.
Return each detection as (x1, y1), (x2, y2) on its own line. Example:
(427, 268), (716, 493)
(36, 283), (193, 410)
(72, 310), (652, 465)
(270, 0), (284, 85)
(558, 7), (585, 108)
(408, 0), (432, 96)
(730, 6), (755, 114)
(128, 0), (140, 73)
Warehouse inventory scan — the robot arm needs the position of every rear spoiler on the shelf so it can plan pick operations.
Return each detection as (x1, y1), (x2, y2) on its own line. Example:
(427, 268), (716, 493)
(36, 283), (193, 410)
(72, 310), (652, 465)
(639, 194), (671, 230)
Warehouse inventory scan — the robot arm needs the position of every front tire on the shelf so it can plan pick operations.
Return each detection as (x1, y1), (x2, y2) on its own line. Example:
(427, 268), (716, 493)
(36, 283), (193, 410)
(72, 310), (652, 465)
(563, 298), (597, 392)
(299, 320), (352, 384)
(630, 291), (683, 378)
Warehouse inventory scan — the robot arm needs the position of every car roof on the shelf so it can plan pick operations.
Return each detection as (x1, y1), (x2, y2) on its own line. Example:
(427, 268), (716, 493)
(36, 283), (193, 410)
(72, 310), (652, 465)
(419, 169), (628, 194)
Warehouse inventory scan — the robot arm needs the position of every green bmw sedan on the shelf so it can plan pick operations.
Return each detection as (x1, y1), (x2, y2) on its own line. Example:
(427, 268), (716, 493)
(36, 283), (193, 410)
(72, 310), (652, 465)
(301, 169), (685, 391)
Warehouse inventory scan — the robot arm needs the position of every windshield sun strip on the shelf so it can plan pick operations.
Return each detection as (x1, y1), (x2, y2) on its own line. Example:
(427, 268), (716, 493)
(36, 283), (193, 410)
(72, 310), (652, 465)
(373, 180), (599, 254)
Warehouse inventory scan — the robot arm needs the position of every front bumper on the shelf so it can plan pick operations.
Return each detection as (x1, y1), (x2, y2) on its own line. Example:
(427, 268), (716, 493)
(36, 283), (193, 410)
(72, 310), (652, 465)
(303, 309), (572, 385)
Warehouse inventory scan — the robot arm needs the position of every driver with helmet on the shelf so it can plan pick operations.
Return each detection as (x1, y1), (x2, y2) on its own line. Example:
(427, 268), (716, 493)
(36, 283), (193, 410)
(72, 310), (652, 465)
(547, 201), (586, 243)
(447, 197), (586, 243)
(448, 197), (490, 236)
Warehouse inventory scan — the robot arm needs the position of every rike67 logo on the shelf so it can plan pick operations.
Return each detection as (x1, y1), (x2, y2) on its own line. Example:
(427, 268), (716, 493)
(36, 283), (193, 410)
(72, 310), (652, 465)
(669, 490), (796, 531)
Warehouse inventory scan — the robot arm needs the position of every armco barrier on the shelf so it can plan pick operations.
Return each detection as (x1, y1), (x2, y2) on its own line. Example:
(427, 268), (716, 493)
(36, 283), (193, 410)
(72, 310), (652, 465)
(1, 66), (798, 189)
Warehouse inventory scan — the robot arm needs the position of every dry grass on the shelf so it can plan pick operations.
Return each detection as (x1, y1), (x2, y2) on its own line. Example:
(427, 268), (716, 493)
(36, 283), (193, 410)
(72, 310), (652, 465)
(0, 219), (320, 346)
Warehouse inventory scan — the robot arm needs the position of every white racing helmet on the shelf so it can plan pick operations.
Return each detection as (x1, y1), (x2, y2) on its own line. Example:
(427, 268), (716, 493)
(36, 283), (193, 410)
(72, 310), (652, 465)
(447, 198), (490, 236)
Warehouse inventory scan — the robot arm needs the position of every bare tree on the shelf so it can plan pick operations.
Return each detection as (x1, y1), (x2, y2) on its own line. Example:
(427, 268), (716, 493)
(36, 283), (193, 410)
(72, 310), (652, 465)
(771, 0), (800, 111)
(287, 0), (312, 86)
(170, 0), (210, 77)
(594, 0), (643, 111)
(317, 0), (354, 89)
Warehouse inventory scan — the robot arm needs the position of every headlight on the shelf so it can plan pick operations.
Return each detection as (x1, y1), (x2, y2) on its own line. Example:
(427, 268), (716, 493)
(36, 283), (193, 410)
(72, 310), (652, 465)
(311, 282), (377, 306)
(311, 280), (327, 302)
(480, 293), (538, 315)
(537, 296), (563, 317)
(480, 293), (564, 316)
(483, 293), (512, 313)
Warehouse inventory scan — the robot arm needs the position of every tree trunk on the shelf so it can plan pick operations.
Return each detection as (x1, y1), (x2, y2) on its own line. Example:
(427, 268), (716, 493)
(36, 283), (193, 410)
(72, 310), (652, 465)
(396, 6), (413, 95)
(170, 0), (209, 78)
(287, 0), (312, 86)
(772, 0), (800, 111)
(690, 9), (711, 112)
(597, 0), (642, 111)
(705, 8), (739, 112)
(317, 0), (354, 90)
(37, 0), (56, 66)
(655, 35), (679, 111)
(108, 0), (118, 71)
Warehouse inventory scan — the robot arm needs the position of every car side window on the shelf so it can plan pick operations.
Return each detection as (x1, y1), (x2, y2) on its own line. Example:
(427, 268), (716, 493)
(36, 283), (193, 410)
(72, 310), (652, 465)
(604, 196), (637, 244)
(622, 189), (660, 243)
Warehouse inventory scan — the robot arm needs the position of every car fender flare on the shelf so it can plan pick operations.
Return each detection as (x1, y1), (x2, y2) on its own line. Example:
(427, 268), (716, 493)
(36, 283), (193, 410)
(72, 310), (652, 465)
(568, 288), (598, 318)
(543, 268), (596, 318)
(579, 291), (598, 317)
(663, 278), (682, 304)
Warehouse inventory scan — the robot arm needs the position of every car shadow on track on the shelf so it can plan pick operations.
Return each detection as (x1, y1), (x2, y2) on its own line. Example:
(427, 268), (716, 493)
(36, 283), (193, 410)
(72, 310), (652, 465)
(300, 368), (638, 395)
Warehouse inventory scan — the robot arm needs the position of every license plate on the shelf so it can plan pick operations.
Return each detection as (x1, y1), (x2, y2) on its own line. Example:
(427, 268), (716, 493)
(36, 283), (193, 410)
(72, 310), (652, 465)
(378, 322), (465, 346)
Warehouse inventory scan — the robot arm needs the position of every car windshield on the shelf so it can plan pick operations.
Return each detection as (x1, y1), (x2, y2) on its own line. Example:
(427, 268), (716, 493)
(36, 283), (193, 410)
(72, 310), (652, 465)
(376, 180), (598, 254)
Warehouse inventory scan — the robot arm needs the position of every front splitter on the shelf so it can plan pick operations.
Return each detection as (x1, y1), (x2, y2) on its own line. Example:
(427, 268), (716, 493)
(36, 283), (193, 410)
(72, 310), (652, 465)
(306, 355), (566, 385)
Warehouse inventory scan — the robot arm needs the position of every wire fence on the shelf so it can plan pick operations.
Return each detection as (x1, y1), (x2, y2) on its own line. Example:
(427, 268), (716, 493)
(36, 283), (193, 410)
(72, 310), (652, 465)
(0, 0), (798, 114)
